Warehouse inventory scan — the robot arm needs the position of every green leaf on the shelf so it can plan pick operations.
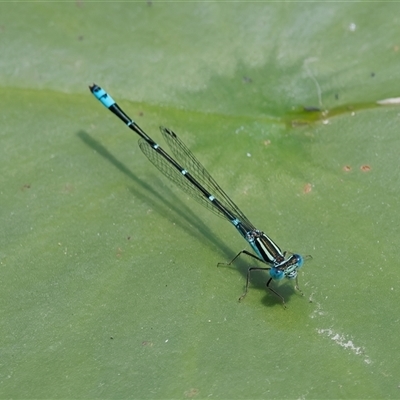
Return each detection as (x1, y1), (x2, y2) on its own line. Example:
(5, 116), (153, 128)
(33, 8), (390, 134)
(1, 3), (400, 398)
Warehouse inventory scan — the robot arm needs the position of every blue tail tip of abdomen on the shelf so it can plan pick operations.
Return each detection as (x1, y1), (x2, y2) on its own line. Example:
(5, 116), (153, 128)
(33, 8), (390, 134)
(89, 83), (116, 108)
(89, 83), (99, 93)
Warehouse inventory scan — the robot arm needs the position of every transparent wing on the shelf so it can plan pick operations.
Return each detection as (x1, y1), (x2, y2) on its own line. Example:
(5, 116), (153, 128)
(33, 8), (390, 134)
(159, 126), (255, 229)
(139, 138), (232, 220)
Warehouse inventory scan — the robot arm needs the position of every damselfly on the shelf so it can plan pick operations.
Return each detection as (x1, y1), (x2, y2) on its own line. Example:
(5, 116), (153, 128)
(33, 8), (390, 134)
(89, 84), (305, 306)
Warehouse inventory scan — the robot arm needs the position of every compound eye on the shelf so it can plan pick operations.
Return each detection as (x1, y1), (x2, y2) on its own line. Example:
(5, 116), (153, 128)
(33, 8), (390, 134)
(270, 268), (284, 280)
(294, 254), (304, 268)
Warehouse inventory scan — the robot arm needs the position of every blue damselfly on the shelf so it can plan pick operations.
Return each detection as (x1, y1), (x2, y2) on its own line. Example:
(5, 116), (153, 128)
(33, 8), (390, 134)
(90, 84), (305, 306)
